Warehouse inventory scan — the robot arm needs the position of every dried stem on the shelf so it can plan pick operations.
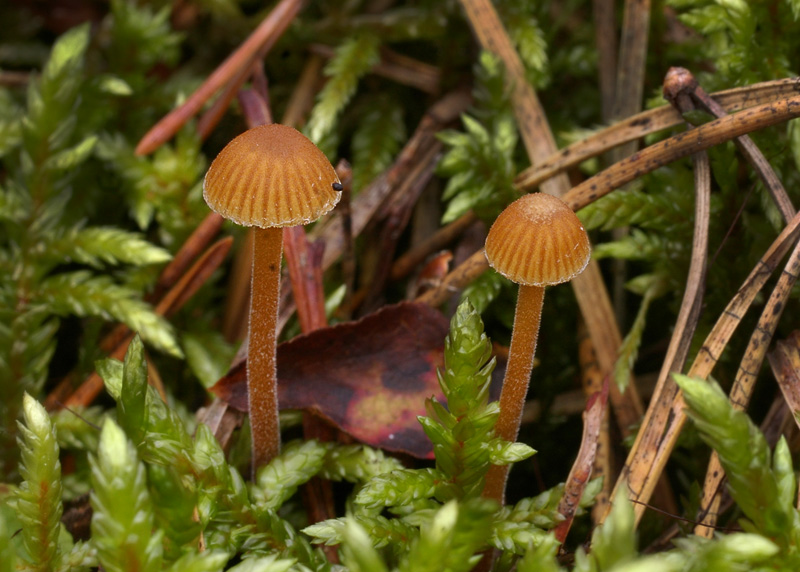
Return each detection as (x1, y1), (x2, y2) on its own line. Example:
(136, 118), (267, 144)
(515, 78), (800, 191)
(694, 238), (800, 535)
(608, 208), (800, 524)
(563, 95), (800, 212)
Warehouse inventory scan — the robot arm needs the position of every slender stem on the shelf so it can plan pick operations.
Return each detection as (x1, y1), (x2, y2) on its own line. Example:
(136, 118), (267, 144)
(483, 284), (545, 504)
(249, 226), (283, 473)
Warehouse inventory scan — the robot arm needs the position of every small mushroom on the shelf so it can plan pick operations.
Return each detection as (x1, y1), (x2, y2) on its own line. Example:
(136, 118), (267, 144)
(482, 192), (591, 502)
(203, 124), (341, 471)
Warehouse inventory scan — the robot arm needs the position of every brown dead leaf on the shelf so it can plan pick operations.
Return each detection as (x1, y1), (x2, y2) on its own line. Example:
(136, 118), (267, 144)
(211, 302), (449, 458)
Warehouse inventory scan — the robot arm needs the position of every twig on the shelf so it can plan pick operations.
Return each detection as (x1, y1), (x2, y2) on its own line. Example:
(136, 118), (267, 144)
(578, 324), (613, 524)
(281, 54), (324, 129)
(515, 78), (800, 191)
(592, 0), (617, 122)
(694, 237), (800, 535)
(678, 68), (796, 223)
(554, 379), (608, 544)
(607, 0), (651, 348)
(613, 66), (712, 525)
(390, 212), (477, 281)
(563, 95), (800, 211)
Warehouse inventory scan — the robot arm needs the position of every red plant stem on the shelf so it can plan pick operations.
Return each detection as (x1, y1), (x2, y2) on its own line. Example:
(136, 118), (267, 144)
(283, 226), (327, 333)
(483, 284), (545, 503)
(249, 227), (283, 471)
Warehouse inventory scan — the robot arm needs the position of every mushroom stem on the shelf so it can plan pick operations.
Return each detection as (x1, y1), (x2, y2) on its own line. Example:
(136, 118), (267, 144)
(483, 284), (545, 503)
(248, 226), (283, 472)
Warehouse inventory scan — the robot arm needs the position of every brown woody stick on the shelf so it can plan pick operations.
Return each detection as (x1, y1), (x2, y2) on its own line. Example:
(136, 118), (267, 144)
(679, 68), (795, 224)
(578, 324), (613, 524)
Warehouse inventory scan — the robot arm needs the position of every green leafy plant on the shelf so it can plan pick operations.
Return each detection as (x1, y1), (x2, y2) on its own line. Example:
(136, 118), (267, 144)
(5, 0), (800, 569)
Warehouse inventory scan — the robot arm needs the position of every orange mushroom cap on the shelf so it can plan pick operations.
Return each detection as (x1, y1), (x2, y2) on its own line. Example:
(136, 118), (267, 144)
(203, 124), (341, 228)
(485, 193), (591, 286)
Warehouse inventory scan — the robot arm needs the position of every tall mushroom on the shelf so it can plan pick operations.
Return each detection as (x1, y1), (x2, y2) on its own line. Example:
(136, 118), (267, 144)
(482, 192), (591, 502)
(203, 124), (341, 471)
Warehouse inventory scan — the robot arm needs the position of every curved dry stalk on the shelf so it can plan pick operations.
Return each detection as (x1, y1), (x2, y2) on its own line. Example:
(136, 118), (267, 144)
(653, 67), (712, 426)
(578, 325), (612, 524)
(694, 238), (800, 535)
(515, 78), (800, 191)
(554, 381), (608, 543)
(563, 94), (800, 212)
(607, 208), (800, 525)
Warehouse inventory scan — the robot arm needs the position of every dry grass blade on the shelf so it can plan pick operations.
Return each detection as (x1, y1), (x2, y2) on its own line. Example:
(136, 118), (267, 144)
(563, 95), (800, 212)
(612, 0), (650, 124)
(694, 238), (800, 535)
(608, 209), (800, 524)
(592, 0), (617, 122)
(653, 67), (711, 437)
(516, 78), (800, 191)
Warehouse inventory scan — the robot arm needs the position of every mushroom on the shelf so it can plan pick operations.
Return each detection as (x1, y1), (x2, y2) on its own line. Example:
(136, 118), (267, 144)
(482, 192), (591, 502)
(203, 124), (341, 471)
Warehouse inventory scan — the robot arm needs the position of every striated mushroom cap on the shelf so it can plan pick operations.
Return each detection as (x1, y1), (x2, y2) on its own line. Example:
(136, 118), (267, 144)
(485, 193), (591, 287)
(203, 124), (341, 228)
